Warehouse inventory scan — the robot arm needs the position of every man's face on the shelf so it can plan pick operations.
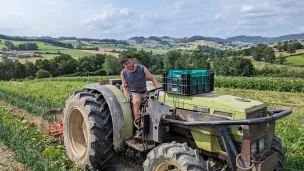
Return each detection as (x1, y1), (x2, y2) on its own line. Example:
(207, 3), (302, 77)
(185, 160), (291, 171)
(123, 59), (134, 70)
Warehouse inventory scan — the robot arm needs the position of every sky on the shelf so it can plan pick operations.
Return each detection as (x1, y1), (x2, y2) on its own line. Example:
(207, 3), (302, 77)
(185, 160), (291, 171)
(0, 0), (303, 39)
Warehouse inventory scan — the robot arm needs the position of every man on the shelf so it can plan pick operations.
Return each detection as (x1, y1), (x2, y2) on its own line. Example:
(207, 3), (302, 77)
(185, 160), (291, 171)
(120, 55), (160, 138)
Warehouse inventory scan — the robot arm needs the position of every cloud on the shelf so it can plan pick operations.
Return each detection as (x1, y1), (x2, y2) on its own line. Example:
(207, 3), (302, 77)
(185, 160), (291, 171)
(215, 13), (224, 20)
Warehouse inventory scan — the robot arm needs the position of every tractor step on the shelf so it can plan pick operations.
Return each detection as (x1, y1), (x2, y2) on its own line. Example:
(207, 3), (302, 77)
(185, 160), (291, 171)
(125, 139), (155, 152)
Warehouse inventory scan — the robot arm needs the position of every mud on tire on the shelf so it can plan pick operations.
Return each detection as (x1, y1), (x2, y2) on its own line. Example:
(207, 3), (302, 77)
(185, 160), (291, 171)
(63, 89), (114, 169)
(143, 141), (207, 171)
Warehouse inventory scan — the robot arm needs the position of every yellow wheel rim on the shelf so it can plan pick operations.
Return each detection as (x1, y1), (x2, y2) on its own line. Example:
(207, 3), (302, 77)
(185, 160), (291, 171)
(155, 161), (183, 171)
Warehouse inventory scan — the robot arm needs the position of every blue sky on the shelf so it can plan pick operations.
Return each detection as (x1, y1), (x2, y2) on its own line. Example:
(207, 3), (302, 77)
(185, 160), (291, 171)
(0, 0), (303, 39)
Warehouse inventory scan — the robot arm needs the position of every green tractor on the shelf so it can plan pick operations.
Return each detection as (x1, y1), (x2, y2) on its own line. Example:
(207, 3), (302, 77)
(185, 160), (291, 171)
(62, 70), (292, 171)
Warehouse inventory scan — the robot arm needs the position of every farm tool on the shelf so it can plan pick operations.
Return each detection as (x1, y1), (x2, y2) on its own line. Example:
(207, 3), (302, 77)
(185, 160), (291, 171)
(62, 70), (292, 171)
(43, 108), (64, 140)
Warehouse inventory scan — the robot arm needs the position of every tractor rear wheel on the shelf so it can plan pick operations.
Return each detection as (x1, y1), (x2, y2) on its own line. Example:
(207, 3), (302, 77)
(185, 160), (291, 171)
(143, 142), (207, 171)
(271, 135), (285, 169)
(63, 90), (114, 169)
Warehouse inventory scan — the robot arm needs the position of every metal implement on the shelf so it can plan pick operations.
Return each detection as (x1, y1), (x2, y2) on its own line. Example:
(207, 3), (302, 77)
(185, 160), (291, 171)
(43, 108), (64, 139)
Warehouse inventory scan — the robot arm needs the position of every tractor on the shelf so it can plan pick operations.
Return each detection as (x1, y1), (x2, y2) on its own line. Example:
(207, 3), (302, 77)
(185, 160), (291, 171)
(61, 70), (292, 171)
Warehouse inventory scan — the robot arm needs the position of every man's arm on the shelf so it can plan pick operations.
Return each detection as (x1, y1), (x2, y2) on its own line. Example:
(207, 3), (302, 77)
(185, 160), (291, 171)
(120, 71), (129, 99)
(143, 66), (160, 88)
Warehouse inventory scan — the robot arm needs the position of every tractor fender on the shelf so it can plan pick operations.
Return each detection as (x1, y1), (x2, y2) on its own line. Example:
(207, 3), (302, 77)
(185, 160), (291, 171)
(82, 84), (133, 149)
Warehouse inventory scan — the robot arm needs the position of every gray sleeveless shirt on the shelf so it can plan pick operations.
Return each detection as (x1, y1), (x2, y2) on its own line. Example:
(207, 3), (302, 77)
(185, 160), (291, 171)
(123, 64), (147, 92)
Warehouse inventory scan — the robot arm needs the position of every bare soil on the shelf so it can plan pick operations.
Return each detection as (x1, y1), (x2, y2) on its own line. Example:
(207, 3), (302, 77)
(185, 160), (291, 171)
(0, 142), (27, 171)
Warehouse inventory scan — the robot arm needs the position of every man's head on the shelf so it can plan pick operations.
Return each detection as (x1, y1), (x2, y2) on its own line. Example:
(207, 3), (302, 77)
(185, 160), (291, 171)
(121, 55), (135, 70)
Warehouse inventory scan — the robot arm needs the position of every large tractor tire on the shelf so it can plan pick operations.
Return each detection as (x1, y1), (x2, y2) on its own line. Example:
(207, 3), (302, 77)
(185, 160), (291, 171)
(271, 135), (285, 169)
(143, 141), (207, 171)
(63, 90), (114, 169)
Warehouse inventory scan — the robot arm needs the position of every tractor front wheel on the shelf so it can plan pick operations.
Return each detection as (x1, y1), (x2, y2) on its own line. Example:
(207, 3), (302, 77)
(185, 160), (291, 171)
(271, 135), (285, 169)
(143, 142), (207, 171)
(63, 90), (114, 169)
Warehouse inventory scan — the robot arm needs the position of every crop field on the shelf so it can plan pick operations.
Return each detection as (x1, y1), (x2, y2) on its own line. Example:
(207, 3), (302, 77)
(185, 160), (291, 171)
(0, 76), (303, 170)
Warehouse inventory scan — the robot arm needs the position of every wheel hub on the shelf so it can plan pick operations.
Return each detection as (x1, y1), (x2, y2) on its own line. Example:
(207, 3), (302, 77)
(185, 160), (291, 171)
(155, 161), (182, 171)
(69, 108), (88, 158)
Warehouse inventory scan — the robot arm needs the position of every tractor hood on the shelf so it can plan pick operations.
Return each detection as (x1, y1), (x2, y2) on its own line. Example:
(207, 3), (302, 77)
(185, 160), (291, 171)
(158, 91), (266, 119)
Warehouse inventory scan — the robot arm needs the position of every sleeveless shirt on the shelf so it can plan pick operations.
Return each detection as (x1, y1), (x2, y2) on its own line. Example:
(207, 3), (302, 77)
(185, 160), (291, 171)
(123, 64), (147, 92)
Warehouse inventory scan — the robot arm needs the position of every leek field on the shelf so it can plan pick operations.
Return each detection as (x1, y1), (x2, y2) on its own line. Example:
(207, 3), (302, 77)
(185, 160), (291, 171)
(0, 76), (303, 170)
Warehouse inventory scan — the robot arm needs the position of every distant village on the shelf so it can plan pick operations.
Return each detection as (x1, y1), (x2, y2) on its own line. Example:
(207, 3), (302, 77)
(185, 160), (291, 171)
(0, 50), (41, 62)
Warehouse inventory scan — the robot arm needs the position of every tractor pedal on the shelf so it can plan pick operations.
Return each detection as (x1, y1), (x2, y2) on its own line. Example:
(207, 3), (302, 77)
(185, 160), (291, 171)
(125, 139), (155, 152)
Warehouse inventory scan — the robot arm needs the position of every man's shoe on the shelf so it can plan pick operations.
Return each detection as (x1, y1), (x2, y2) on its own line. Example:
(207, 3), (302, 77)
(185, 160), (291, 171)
(134, 130), (142, 139)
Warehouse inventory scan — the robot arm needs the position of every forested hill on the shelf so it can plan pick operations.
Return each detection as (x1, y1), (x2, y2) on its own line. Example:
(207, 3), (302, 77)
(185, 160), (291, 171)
(1, 32), (304, 45)
(227, 33), (304, 44)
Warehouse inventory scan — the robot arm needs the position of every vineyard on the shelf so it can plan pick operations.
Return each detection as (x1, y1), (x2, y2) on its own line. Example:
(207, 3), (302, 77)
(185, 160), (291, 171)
(0, 76), (303, 170)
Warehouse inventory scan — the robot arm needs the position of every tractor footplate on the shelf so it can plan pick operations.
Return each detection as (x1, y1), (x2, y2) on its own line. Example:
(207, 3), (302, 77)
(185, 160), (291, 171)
(125, 139), (155, 152)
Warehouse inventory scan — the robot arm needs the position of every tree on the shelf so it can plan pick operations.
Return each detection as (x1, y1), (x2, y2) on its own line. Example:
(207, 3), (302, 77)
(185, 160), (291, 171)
(103, 57), (123, 75)
(277, 42), (284, 52)
(25, 43), (38, 50)
(278, 53), (286, 64)
(18, 43), (27, 50)
(36, 59), (51, 72)
(212, 57), (254, 76)
(190, 48), (210, 70)
(24, 61), (38, 77)
(4, 40), (15, 50)
(231, 57), (255, 76)
(263, 47), (276, 63)
(252, 44), (267, 61)
(14, 62), (27, 79)
(163, 50), (182, 70)
(283, 41), (288, 51)
(53, 54), (77, 76)
(287, 44), (296, 54)
(292, 41), (303, 49)
(36, 69), (51, 79)
(0, 39), (1, 44)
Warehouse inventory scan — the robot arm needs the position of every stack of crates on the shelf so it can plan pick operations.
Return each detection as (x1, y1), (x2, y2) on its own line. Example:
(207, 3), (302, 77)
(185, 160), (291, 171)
(163, 70), (214, 95)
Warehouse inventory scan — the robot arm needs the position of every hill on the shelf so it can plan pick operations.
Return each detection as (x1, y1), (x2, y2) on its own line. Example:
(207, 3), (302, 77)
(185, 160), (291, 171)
(227, 33), (304, 44)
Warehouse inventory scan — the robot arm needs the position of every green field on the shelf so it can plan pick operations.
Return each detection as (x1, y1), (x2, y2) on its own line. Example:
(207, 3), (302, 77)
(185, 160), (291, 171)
(275, 49), (304, 57)
(60, 40), (79, 46)
(245, 56), (304, 72)
(0, 79), (303, 170)
(285, 54), (304, 67)
(0, 39), (93, 58)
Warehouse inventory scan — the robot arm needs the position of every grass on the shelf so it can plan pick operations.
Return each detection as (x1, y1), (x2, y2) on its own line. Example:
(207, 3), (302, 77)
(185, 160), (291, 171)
(245, 56), (304, 72)
(0, 79), (303, 170)
(215, 88), (304, 170)
(275, 49), (304, 57)
(284, 54), (304, 67)
(60, 40), (79, 46)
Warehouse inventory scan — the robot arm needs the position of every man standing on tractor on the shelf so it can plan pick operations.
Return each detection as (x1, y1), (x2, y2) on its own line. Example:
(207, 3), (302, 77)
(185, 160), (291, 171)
(120, 55), (160, 138)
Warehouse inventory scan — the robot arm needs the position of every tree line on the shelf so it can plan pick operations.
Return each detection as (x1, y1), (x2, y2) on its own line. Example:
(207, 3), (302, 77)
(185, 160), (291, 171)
(0, 48), (256, 81)
(2, 40), (39, 51)
(0, 34), (73, 49)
